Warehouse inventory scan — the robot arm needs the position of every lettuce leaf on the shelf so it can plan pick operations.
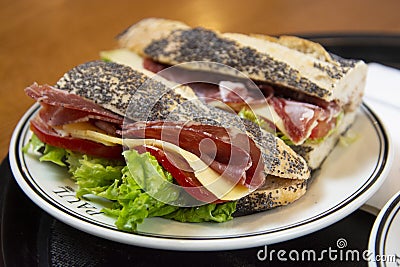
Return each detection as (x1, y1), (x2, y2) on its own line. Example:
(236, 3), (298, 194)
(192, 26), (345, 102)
(163, 202), (236, 223)
(22, 134), (44, 154)
(123, 149), (180, 203)
(339, 129), (359, 147)
(72, 155), (125, 198)
(23, 134), (67, 166)
(238, 107), (275, 134)
(102, 166), (179, 231)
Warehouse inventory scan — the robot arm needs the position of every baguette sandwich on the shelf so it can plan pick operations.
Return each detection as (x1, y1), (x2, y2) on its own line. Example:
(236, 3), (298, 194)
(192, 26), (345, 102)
(115, 18), (368, 170)
(24, 60), (310, 231)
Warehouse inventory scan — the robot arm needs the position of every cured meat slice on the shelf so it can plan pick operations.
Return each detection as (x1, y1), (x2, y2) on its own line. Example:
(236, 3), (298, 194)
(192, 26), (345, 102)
(38, 103), (122, 127)
(25, 83), (123, 124)
(268, 97), (339, 144)
(122, 121), (265, 189)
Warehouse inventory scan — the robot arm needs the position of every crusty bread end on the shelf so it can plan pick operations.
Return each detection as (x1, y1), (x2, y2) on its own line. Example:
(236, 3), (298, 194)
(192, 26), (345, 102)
(234, 176), (307, 216)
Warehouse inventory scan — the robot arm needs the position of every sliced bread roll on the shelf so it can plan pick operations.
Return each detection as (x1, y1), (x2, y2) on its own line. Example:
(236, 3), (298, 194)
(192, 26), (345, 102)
(117, 18), (367, 110)
(116, 18), (368, 170)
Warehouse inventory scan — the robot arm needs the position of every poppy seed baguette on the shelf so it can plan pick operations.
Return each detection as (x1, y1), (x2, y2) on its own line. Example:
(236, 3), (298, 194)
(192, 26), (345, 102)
(116, 18), (367, 170)
(117, 18), (367, 111)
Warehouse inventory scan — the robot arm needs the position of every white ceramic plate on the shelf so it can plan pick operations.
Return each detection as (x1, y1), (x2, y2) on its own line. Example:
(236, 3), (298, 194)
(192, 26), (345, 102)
(9, 103), (392, 251)
(368, 191), (400, 266)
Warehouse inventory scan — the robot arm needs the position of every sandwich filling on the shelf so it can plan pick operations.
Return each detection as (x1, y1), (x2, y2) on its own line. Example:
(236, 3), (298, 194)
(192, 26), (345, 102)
(142, 57), (342, 146)
(25, 83), (265, 203)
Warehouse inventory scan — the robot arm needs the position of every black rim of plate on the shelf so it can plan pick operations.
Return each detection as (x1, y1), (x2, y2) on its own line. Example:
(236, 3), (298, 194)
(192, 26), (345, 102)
(374, 192), (400, 267)
(12, 102), (390, 240)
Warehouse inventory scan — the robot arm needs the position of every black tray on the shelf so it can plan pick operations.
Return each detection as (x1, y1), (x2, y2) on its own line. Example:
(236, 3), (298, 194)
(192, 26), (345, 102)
(1, 35), (399, 267)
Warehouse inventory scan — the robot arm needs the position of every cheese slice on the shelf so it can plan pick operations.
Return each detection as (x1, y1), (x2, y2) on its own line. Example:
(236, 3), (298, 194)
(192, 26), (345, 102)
(85, 130), (123, 145)
(124, 138), (253, 201)
(101, 48), (145, 70)
(252, 104), (284, 134)
(59, 122), (122, 146)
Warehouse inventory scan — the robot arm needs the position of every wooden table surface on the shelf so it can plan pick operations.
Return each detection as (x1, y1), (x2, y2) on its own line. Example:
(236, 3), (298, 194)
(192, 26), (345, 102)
(1, 0), (400, 161)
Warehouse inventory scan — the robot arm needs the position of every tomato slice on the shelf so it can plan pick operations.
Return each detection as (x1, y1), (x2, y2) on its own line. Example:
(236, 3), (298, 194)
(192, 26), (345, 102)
(30, 115), (123, 160)
(136, 145), (225, 203)
(309, 117), (337, 140)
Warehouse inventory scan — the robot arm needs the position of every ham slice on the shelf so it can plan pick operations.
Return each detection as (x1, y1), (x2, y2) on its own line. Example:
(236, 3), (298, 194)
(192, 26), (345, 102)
(37, 103), (123, 127)
(268, 97), (340, 144)
(25, 83), (123, 125)
(219, 81), (249, 103)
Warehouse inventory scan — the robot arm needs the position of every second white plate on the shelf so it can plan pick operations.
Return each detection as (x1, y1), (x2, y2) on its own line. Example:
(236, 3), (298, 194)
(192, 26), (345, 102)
(368, 191), (400, 266)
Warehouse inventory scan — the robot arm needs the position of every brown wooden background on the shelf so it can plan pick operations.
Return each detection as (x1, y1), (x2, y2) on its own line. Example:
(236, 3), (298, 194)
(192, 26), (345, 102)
(1, 0), (400, 161)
